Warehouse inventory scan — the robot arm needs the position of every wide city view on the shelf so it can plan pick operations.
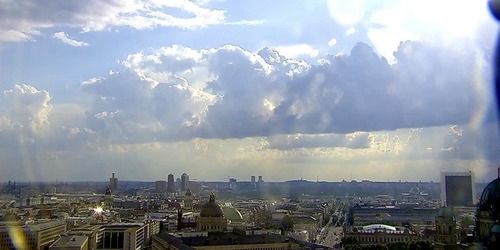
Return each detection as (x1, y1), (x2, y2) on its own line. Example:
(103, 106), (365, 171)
(1, 0), (500, 249)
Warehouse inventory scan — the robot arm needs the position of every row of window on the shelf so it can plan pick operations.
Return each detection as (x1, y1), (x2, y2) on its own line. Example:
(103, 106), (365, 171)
(356, 235), (413, 243)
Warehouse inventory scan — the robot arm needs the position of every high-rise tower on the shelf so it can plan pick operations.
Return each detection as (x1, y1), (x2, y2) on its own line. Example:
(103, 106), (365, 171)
(181, 173), (189, 191)
(167, 174), (175, 193)
(109, 173), (118, 193)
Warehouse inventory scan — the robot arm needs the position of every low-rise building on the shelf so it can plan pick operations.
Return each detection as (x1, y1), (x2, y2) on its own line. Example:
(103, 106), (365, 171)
(67, 224), (104, 250)
(98, 223), (146, 250)
(344, 224), (421, 246)
(151, 231), (302, 250)
(0, 220), (67, 250)
(49, 235), (88, 250)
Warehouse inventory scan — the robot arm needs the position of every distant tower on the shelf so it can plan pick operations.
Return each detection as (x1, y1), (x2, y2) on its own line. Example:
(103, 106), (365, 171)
(181, 173), (189, 191)
(167, 174), (175, 193)
(440, 171), (475, 207)
(104, 187), (113, 208)
(184, 189), (193, 211)
(435, 207), (457, 250)
(229, 178), (237, 190)
(176, 178), (181, 190)
(257, 176), (264, 193)
(155, 180), (167, 193)
(177, 208), (183, 230)
(109, 173), (118, 193)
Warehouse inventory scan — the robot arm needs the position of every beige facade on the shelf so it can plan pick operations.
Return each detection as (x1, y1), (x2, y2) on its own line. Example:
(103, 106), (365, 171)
(197, 216), (227, 232)
(190, 243), (298, 250)
(345, 231), (420, 245)
(151, 234), (301, 250)
(0, 221), (67, 250)
(344, 224), (420, 246)
(27, 221), (68, 250)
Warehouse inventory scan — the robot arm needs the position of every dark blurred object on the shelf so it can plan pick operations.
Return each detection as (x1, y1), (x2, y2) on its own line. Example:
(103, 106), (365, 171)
(490, 0), (500, 114)
(490, 0), (500, 20)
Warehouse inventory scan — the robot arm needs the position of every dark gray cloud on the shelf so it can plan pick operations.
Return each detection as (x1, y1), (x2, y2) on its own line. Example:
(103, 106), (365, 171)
(272, 42), (485, 134)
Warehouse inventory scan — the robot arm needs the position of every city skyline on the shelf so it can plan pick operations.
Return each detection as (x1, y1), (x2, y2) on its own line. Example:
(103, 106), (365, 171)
(0, 0), (499, 183)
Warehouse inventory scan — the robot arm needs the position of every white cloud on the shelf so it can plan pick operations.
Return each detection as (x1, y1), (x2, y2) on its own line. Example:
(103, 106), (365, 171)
(328, 38), (337, 47)
(268, 132), (370, 150)
(0, 0), (226, 42)
(327, 0), (368, 26)
(345, 27), (356, 36)
(79, 41), (491, 142)
(0, 84), (52, 134)
(274, 44), (319, 58)
(225, 19), (265, 26)
(53, 32), (88, 47)
(326, 0), (494, 61)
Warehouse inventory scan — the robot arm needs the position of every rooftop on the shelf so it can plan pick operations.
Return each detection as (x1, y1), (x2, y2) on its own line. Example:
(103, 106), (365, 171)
(362, 224), (396, 231)
(157, 231), (291, 248)
(50, 235), (88, 248)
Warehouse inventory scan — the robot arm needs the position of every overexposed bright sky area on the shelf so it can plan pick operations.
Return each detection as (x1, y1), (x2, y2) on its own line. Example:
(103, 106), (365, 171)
(0, 0), (499, 182)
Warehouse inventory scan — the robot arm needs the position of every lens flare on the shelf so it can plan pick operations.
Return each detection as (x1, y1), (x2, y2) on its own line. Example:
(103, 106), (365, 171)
(93, 206), (103, 214)
(7, 224), (28, 249)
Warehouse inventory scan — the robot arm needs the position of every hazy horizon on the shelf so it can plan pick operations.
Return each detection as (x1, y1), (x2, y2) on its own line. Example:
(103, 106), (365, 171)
(0, 0), (499, 183)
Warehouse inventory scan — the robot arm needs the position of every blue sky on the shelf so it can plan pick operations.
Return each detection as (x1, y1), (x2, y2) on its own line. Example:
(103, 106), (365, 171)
(0, 0), (499, 182)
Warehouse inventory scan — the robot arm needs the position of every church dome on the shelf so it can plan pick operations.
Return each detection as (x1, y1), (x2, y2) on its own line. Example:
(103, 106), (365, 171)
(478, 177), (500, 220)
(476, 168), (500, 246)
(200, 194), (224, 218)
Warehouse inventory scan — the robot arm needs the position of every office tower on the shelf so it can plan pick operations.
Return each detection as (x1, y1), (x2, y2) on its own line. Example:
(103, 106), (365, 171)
(181, 173), (189, 191)
(251, 176), (256, 183)
(257, 176), (264, 193)
(229, 178), (237, 190)
(440, 171), (475, 207)
(167, 174), (175, 193)
(176, 178), (181, 190)
(109, 173), (118, 193)
(155, 180), (167, 193)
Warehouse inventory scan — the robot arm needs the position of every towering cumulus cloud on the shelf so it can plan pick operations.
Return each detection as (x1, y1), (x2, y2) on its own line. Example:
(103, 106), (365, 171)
(82, 41), (491, 142)
(0, 84), (52, 134)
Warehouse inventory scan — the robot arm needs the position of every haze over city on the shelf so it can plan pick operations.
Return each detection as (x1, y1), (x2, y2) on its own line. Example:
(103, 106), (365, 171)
(0, 0), (499, 182)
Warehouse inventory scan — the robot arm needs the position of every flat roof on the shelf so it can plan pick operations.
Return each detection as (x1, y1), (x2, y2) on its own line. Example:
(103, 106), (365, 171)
(50, 235), (88, 248)
(157, 231), (291, 248)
